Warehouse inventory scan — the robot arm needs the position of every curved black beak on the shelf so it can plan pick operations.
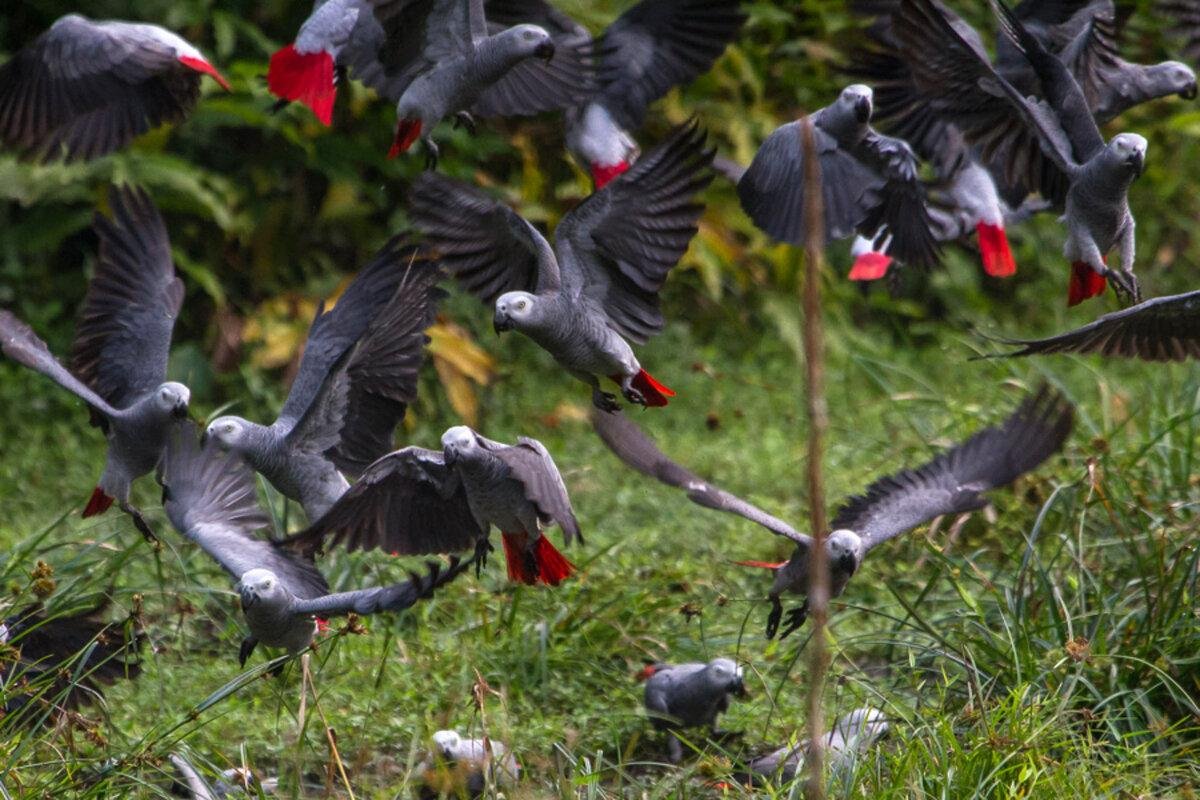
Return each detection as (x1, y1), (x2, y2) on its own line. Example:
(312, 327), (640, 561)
(239, 589), (256, 610)
(172, 402), (189, 419)
(1127, 152), (1145, 177)
(534, 41), (555, 61)
(853, 96), (871, 123)
(1182, 82), (1198, 100)
(443, 445), (458, 466)
(837, 552), (859, 576)
(493, 310), (512, 334)
(199, 430), (209, 447)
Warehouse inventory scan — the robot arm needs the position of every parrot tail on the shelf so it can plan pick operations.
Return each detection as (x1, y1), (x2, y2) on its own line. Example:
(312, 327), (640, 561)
(501, 533), (575, 586)
(976, 222), (1016, 277)
(734, 559), (785, 570)
(177, 55), (231, 91)
(611, 369), (675, 407)
(266, 45), (335, 125)
(1067, 261), (1107, 307)
(847, 250), (892, 281)
(636, 663), (666, 681)
(590, 161), (630, 189)
(388, 118), (423, 159)
(82, 487), (114, 518)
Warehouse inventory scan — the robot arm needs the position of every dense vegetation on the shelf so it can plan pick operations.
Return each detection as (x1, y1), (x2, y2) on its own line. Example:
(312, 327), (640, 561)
(0, 0), (1198, 797)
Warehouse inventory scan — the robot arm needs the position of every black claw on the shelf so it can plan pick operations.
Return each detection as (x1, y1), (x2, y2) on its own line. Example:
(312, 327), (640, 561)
(238, 637), (258, 668)
(765, 597), (783, 639)
(778, 604), (809, 640)
(622, 387), (646, 406)
(593, 391), (621, 413)
(474, 539), (493, 577)
(453, 111), (477, 135)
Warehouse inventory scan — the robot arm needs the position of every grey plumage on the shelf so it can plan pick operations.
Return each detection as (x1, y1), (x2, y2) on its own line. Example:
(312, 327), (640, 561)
(416, 730), (520, 798)
(745, 707), (890, 784)
(287, 425), (580, 586)
(158, 422), (472, 664)
(409, 120), (713, 411)
(204, 239), (441, 523)
(642, 657), (746, 763)
(0, 185), (189, 540)
(0, 15), (229, 162)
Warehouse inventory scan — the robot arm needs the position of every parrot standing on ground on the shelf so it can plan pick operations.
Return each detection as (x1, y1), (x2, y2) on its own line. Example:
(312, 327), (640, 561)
(641, 657), (748, 763)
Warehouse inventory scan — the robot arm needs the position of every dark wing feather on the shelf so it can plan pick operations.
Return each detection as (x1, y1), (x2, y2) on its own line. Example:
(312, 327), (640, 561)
(346, 0), (436, 100)
(284, 447), (483, 557)
(471, 35), (598, 118)
(591, 409), (809, 544)
(408, 171), (560, 302)
(853, 131), (941, 268)
(990, 290), (1200, 360)
(595, 0), (747, 130)
(70, 185), (182, 409)
(832, 385), (1074, 551)
(290, 555), (472, 617)
(479, 435), (580, 543)
(159, 422), (330, 600)
(557, 120), (714, 343)
(0, 15), (200, 162)
(0, 310), (117, 418)
(1160, 0), (1200, 63)
(483, 0), (587, 35)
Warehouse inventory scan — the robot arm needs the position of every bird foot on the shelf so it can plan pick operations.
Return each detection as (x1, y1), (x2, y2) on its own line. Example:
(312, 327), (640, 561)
(778, 604), (810, 640)
(592, 389), (621, 413)
(423, 138), (440, 171)
(622, 386), (647, 406)
(765, 597), (783, 639)
(122, 503), (159, 547)
(667, 734), (684, 764)
(474, 539), (494, 577)
(1101, 266), (1140, 305)
(238, 637), (258, 668)
(452, 111), (477, 135)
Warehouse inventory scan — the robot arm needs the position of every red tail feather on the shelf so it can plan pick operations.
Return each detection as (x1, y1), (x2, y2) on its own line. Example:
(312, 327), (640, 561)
(591, 161), (630, 189)
(976, 222), (1016, 277)
(848, 251), (892, 281)
(636, 664), (662, 682)
(267, 45), (335, 125)
(388, 118), (422, 158)
(1067, 260), (1107, 306)
(501, 533), (574, 586)
(533, 534), (575, 586)
(610, 369), (675, 407)
(734, 559), (785, 570)
(82, 487), (114, 518)
(178, 55), (231, 91)
(501, 533), (536, 585)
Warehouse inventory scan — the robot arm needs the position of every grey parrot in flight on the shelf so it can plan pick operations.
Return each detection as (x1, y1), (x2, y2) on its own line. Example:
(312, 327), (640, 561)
(0, 186), (189, 542)
(268, 0), (597, 166)
(987, 289), (1200, 360)
(203, 241), (442, 523)
(409, 120), (714, 411)
(159, 422), (474, 666)
(640, 657), (747, 763)
(481, 0), (746, 187)
(743, 707), (890, 785)
(0, 15), (229, 162)
(735, 83), (942, 273)
(592, 386), (1073, 638)
(416, 730), (521, 798)
(891, 0), (1156, 306)
(287, 425), (581, 586)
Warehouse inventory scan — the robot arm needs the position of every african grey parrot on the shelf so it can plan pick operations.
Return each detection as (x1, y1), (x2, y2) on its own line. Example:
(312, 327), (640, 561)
(167, 754), (270, 800)
(891, 0), (1154, 305)
(593, 386), (1073, 638)
(0, 599), (143, 724)
(481, 0), (746, 187)
(736, 84), (941, 272)
(641, 657), (747, 763)
(744, 707), (890, 784)
(0, 186), (188, 541)
(987, 289), (1200, 360)
(0, 15), (229, 162)
(287, 425), (581, 586)
(409, 120), (713, 411)
(268, 0), (597, 165)
(203, 240), (441, 523)
(158, 422), (474, 666)
(416, 730), (520, 799)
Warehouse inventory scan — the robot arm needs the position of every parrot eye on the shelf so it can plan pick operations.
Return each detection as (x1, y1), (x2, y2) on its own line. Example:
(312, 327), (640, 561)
(516, 300), (527, 311)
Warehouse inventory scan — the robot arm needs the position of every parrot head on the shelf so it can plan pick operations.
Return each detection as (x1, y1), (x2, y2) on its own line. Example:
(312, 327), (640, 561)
(204, 416), (248, 450)
(431, 730), (462, 759)
(498, 24), (556, 61)
(840, 84), (873, 124)
(155, 381), (191, 419)
(1107, 133), (1147, 177)
(827, 528), (865, 577)
(706, 657), (748, 697)
(1165, 61), (1197, 99)
(237, 568), (285, 610)
(441, 425), (478, 465)
(493, 291), (539, 334)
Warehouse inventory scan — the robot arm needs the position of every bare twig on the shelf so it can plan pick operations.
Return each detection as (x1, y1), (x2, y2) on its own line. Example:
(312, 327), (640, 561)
(798, 116), (830, 800)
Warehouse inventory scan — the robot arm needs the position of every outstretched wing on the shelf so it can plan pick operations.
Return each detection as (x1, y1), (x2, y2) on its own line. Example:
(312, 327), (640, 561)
(408, 171), (561, 301)
(989, 290), (1200, 360)
(591, 408), (809, 545)
(290, 555), (472, 617)
(71, 185), (183, 409)
(354, 0), (475, 99)
(159, 422), (330, 599)
(0, 310), (117, 419)
(276, 235), (410, 436)
(482, 435), (581, 543)
(831, 385), (1074, 551)
(556, 120), (714, 343)
(853, 131), (941, 268)
(471, 25), (597, 119)
(284, 447), (483, 557)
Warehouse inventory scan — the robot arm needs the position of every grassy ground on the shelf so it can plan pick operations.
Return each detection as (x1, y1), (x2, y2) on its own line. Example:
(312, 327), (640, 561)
(1, 247), (1199, 799)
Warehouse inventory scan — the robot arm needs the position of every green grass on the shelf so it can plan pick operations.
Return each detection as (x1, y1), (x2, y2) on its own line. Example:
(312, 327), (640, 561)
(1, 252), (1199, 799)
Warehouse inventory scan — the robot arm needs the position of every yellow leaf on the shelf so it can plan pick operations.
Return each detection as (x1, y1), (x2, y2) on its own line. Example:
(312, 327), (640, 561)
(427, 321), (496, 385)
(435, 357), (480, 427)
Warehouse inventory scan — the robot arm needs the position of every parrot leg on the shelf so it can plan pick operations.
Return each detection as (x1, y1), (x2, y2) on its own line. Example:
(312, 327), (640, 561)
(423, 137), (440, 171)
(121, 502), (159, 546)
(765, 596), (783, 639)
(666, 733), (684, 764)
(452, 111), (477, 135)
(238, 637), (259, 667)
(474, 538), (493, 577)
(778, 603), (810, 640)
(619, 375), (647, 407)
(591, 386), (621, 413)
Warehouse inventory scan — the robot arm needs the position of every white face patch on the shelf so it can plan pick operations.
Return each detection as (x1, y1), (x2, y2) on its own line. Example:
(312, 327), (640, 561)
(441, 426), (475, 452)
(239, 568), (277, 594)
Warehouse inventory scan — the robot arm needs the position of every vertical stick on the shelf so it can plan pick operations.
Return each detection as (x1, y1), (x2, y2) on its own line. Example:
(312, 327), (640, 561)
(798, 117), (830, 800)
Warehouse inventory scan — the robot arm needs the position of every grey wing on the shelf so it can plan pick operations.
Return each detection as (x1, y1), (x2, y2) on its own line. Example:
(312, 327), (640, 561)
(853, 131), (942, 268)
(408, 171), (560, 302)
(283, 447), (483, 557)
(484, 436), (581, 543)
(0, 310), (117, 419)
(346, 0), (435, 99)
(471, 30), (598, 119)
(70, 185), (183, 409)
(0, 16), (201, 162)
(290, 555), (471, 617)
(737, 118), (882, 245)
(557, 121), (714, 343)
(159, 422), (330, 599)
(990, 290), (1200, 360)
(595, 0), (747, 131)
(832, 384), (1073, 551)
(591, 409), (809, 545)
(276, 234), (410, 434)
